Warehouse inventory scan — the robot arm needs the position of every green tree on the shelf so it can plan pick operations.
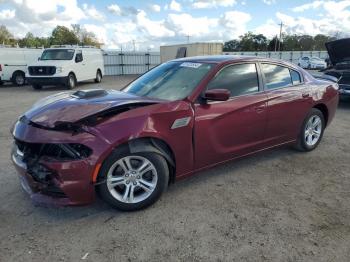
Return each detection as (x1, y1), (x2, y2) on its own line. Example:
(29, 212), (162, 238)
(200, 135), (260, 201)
(313, 34), (336, 50)
(49, 26), (79, 46)
(72, 24), (102, 47)
(239, 32), (268, 51)
(0, 25), (14, 45)
(223, 39), (240, 52)
(282, 34), (300, 51)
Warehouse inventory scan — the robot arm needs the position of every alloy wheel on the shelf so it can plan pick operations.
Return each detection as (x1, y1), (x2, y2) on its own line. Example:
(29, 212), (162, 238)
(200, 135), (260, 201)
(106, 156), (158, 204)
(304, 115), (322, 146)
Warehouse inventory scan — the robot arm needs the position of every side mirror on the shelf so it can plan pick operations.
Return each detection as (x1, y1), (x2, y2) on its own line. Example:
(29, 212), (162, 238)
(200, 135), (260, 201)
(202, 89), (230, 101)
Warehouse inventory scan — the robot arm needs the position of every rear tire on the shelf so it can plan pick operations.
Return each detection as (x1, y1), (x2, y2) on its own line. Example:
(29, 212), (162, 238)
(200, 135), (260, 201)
(94, 70), (102, 83)
(294, 108), (325, 152)
(12, 71), (25, 86)
(66, 73), (76, 89)
(97, 147), (169, 211)
(32, 84), (42, 90)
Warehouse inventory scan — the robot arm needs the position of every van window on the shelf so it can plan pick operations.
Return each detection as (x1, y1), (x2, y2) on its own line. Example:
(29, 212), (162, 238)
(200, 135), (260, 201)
(75, 50), (83, 63)
(207, 63), (259, 97)
(262, 64), (292, 90)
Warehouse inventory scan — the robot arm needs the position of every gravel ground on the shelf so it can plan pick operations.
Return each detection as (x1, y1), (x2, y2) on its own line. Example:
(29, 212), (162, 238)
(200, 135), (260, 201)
(0, 76), (350, 262)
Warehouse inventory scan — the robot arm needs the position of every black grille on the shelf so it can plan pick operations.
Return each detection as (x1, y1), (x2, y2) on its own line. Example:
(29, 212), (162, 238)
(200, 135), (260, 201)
(28, 66), (56, 76)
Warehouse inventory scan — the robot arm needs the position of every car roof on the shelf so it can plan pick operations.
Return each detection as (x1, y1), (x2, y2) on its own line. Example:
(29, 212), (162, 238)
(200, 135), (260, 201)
(171, 55), (298, 68)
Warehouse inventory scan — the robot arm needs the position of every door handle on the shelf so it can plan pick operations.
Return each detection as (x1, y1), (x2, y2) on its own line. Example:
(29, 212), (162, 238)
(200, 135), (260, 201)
(254, 106), (265, 113)
(302, 93), (309, 98)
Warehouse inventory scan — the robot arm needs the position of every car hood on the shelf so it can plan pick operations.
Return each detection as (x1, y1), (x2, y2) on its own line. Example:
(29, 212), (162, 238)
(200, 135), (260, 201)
(24, 89), (164, 128)
(325, 38), (350, 65)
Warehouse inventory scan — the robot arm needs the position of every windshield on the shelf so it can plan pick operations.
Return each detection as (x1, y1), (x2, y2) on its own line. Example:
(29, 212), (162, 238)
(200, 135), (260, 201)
(40, 49), (75, 60)
(123, 61), (214, 101)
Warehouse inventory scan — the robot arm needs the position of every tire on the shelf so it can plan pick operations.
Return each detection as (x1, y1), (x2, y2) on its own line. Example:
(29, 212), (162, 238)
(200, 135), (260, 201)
(32, 84), (42, 90)
(294, 108), (325, 152)
(97, 147), (169, 211)
(94, 70), (102, 83)
(12, 71), (25, 86)
(66, 73), (76, 89)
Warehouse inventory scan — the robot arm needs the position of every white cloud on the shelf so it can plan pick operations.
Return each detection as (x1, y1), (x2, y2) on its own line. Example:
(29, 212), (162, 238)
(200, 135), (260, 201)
(82, 4), (104, 21)
(136, 10), (175, 38)
(192, 0), (237, 9)
(292, 1), (323, 12)
(219, 11), (251, 38)
(169, 0), (182, 11)
(0, 9), (15, 20)
(167, 13), (218, 36)
(107, 4), (121, 15)
(0, 0), (85, 37)
(262, 0), (276, 5)
(149, 4), (161, 12)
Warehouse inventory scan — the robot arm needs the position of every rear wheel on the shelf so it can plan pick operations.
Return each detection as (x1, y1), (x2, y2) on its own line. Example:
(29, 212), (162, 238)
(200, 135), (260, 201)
(12, 71), (25, 86)
(66, 73), (76, 89)
(32, 84), (42, 90)
(94, 70), (102, 83)
(295, 108), (325, 152)
(97, 147), (169, 211)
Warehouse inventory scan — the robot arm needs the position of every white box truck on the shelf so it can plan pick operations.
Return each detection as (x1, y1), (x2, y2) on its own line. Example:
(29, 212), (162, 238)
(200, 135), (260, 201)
(26, 45), (104, 90)
(0, 47), (43, 86)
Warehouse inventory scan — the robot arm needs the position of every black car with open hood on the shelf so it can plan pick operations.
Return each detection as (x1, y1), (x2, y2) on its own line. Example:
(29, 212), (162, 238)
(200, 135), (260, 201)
(323, 38), (350, 99)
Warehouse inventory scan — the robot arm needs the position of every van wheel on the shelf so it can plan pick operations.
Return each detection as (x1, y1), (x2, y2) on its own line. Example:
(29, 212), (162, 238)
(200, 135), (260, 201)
(95, 70), (102, 83)
(32, 84), (42, 90)
(12, 71), (25, 86)
(66, 73), (76, 89)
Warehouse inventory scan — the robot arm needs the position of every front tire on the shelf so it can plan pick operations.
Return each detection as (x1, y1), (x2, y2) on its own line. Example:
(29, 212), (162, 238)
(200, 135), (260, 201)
(97, 147), (169, 211)
(295, 108), (325, 152)
(66, 73), (76, 89)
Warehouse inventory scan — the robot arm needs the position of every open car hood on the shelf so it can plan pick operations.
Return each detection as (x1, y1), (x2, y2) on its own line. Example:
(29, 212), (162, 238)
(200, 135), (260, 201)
(24, 89), (163, 129)
(325, 38), (350, 65)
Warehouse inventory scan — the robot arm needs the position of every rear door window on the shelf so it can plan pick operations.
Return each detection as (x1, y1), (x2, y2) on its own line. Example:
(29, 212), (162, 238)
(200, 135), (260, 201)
(262, 64), (292, 90)
(290, 69), (301, 85)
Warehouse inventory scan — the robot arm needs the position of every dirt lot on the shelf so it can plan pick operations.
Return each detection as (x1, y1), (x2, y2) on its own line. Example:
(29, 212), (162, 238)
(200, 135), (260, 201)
(0, 76), (350, 262)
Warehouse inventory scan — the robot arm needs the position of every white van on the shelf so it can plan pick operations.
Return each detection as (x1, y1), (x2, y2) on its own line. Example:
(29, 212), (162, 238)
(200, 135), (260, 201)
(0, 47), (43, 86)
(26, 45), (104, 90)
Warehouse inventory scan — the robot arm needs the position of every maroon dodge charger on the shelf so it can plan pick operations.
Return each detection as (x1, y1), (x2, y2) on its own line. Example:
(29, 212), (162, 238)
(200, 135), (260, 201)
(11, 56), (339, 211)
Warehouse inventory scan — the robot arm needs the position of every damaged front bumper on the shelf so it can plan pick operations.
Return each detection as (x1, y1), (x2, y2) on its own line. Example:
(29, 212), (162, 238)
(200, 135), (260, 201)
(11, 118), (110, 206)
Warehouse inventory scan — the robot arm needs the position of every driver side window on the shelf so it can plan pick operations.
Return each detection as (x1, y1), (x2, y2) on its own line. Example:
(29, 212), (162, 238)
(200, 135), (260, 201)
(75, 50), (83, 63)
(207, 63), (259, 97)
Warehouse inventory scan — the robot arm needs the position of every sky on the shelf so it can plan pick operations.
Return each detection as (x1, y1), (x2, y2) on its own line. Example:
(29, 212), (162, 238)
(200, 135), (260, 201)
(0, 0), (349, 50)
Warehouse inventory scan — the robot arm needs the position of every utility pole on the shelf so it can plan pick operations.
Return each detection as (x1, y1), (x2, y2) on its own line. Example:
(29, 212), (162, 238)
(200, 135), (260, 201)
(185, 34), (191, 43)
(274, 34), (278, 52)
(278, 21), (284, 51)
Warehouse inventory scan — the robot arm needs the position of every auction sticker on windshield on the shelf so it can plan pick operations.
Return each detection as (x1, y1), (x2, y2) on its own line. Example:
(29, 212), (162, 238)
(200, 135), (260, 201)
(180, 62), (202, 68)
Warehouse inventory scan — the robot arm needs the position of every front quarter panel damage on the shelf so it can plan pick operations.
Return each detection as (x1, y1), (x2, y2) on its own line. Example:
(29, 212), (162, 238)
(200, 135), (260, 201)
(92, 100), (195, 177)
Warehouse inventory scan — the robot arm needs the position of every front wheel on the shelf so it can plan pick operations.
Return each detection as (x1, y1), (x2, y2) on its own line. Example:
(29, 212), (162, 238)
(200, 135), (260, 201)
(66, 73), (76, 89)
(295, 108), (325, 152)
(97, 148), (169, 211)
